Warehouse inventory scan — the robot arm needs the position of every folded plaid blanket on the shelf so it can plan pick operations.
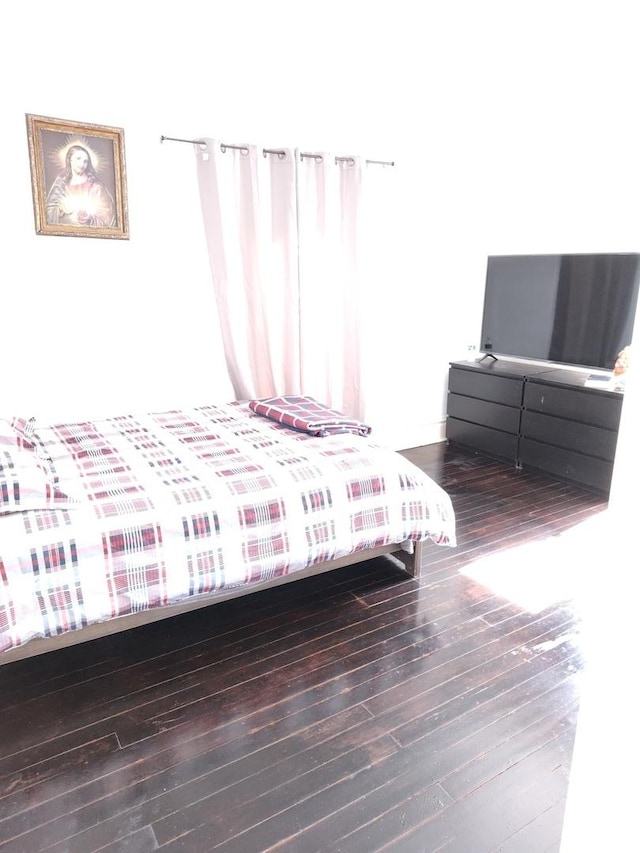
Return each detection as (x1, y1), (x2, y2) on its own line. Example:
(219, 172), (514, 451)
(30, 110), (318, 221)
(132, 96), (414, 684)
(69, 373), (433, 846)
(248, 396), (372, 437)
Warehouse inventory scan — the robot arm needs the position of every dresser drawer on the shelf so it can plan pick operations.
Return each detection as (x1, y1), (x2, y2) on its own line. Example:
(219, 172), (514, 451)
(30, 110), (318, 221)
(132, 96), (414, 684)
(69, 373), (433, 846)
(519, 437), (614, 493)
(523, 381), (622, 430)
(447, 393), (521, 434)
(520, 410), (619, 462)
(447, 417), (519, 461)
(449, 368), (523, 407)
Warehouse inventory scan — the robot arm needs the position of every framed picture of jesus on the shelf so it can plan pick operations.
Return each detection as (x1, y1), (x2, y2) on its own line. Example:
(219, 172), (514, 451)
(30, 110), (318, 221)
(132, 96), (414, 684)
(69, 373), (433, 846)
(26, 114), (129, 240)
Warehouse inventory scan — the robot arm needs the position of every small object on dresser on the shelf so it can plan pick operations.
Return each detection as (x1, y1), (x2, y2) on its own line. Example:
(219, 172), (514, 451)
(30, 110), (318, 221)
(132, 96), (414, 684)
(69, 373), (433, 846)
(611, 345), (631, 389)
(613, 345), (631, 376)
(584, 373), (614, 389)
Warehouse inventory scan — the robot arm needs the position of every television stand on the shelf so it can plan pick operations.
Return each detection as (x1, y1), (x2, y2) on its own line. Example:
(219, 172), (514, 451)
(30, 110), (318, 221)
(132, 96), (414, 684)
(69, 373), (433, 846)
(445, 359), (623, 494)
(476, 353), (498, 364)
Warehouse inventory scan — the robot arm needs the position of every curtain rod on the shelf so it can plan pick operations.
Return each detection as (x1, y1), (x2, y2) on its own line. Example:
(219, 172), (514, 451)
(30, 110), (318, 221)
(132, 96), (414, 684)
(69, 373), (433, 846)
(160, 135), (394, 166)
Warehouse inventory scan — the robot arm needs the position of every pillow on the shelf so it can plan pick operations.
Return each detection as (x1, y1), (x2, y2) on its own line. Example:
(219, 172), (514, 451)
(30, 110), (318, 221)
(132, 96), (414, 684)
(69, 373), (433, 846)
(9, 415), (36, 440)
(1, 418), (21, 444)
(0, 445), (76, 514)
(0, 416), (37, 449)
(0, 415), (63, 481)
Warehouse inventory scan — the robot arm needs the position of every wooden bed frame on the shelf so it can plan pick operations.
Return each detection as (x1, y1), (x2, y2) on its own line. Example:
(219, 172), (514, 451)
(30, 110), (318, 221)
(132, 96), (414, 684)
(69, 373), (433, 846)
(0, 540), (423, 666)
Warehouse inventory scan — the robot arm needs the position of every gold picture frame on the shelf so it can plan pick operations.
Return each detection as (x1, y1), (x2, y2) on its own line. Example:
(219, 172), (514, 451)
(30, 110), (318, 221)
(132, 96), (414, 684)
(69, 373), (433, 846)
(26, 114), (129, 240)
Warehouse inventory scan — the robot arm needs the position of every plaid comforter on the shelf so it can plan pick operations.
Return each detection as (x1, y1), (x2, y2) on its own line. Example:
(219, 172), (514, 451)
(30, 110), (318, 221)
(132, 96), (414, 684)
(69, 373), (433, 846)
(0, 403), (456, 654)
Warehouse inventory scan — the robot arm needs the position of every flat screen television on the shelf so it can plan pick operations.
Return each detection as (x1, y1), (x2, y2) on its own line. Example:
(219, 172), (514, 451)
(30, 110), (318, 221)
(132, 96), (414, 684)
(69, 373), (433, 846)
(479, 253), (640, 371)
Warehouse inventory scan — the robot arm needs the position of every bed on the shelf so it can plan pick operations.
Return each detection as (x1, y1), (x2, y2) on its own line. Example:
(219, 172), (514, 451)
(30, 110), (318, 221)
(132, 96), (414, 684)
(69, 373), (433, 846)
(0, 400), (456, 665)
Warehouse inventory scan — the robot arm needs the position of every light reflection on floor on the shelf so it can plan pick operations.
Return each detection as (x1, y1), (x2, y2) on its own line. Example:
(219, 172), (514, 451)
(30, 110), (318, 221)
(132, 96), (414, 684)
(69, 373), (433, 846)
(458, 505), (637, 851)
(552, 506), (636, 852)
(458, 510), (609, 615)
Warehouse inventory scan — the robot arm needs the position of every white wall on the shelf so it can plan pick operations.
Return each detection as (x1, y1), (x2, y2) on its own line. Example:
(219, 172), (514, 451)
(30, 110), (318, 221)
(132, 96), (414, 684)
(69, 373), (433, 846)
(2, 1), (639, 450)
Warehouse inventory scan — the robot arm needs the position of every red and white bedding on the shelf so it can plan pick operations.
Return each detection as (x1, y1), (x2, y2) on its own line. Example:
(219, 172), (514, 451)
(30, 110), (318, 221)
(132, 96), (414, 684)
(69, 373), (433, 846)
(0, 402), (455, 655)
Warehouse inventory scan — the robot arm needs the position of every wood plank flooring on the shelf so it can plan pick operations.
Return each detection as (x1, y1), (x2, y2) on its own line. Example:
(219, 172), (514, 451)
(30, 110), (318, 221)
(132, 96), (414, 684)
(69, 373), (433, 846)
(0, 444), (608, 852)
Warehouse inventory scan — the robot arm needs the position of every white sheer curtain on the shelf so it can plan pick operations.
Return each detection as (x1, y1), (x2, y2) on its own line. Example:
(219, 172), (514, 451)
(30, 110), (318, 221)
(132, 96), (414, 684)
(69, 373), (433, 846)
(195, 140), (300, 400)
(357, 159), (404, 430)
(196, 140), (395, 420)
(297, 153), (364, 419)
(297, 153), (400, 423)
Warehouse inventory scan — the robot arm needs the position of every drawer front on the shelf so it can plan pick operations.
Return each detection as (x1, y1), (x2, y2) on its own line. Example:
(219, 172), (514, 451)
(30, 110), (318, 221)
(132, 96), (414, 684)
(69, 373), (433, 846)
(519, 437), (613, 493)
(449, 369), (523, 407)
(447, 417), (518, 461)
(447, 393), (521, 434)
(523, 381), (622, 430)
(520, 410), (619, 462)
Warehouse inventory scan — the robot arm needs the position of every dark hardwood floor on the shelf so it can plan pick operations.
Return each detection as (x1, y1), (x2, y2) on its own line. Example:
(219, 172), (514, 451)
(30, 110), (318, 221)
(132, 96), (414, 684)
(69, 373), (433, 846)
(0, 444), (609, 852)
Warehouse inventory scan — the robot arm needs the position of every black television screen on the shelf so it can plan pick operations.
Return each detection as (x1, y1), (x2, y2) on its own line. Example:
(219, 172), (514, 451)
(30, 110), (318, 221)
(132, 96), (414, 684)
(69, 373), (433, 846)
(480, 253), (640, 371)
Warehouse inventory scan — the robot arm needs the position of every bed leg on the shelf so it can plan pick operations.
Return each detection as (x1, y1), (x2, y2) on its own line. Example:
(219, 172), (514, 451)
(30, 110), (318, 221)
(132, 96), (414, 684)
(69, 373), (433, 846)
(413, 540), (424, 577)
(394, 540), (424, 578)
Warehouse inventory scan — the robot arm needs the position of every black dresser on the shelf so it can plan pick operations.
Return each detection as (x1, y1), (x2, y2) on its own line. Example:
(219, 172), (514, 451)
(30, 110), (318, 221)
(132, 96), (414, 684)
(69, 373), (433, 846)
(446, 360), (624, 493)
